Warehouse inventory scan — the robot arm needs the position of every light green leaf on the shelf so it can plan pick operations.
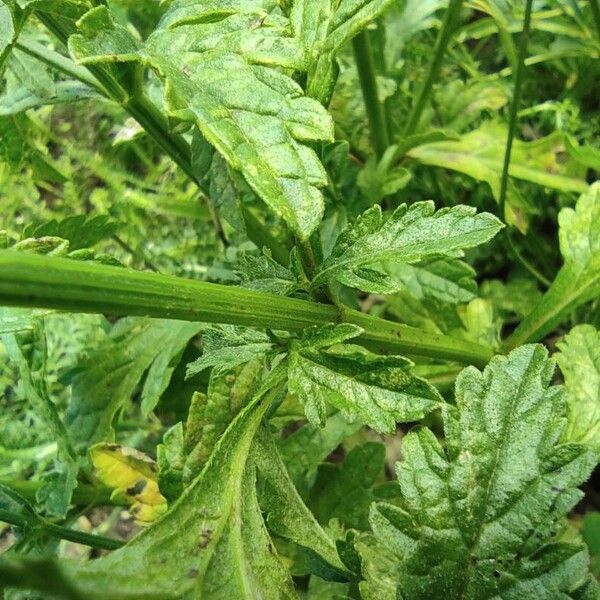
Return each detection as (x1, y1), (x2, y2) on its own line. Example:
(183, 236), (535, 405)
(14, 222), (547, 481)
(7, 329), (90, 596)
(38, 372), (298, 599)
(254, 427), (348, 579)
(0, 1), (15, 71)
(65, 318), (202, 450)
(2, 324), (78, 517)
(186, 325), (273, 377)
(297, 0), (396, 101)
(238, 252), (302, 296)
(0, 80), (98, 116)
(407, 122), (588, 231)
(556, 325), (600, 460)
(357, 146), (411, 205)
(69, 3), (334, 239)
(288, 324), (442, 432)
(506, 183), (600, 347)
(183, 360), (264, 485)
(313, 201), (502, 294)
(0, 307), (53, 334)
(383, 257), (477, 304)
(364, 345), (598, 600)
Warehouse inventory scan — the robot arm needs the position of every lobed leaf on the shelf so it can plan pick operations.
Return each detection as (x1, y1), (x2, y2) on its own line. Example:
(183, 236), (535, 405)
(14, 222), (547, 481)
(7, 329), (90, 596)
(556, 325), (600, 460)
(287, 323), (442, 432)
(312, 201), (502, 294)
(362, 345), (598, 599)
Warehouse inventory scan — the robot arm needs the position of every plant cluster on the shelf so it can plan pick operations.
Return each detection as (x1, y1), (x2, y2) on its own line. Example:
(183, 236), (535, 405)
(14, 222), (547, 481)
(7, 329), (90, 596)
(0, 0), (599, 598)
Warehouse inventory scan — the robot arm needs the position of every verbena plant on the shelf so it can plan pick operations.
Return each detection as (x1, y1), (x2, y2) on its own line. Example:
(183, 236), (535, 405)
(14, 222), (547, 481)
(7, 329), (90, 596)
(0, 0), (599, 598)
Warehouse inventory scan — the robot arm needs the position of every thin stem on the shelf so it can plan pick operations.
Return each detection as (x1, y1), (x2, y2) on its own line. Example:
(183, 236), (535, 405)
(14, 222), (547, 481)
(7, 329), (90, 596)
(497, 0), (549, 291)
(352, 30), (390, 158)
(590, 0), (600, 41)
(403, 0), (464, 137)
(0, 250), (495, 367)
(0, 509), (124, 551)
(506, 230), (551, 288)
(0, 478), (126, 508)
(498, 0), (533, 222)
(15, 39), (105, 94)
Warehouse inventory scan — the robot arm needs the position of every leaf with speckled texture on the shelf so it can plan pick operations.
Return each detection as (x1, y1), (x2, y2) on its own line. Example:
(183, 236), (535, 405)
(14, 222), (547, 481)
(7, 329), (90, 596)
(507, 183), (600, 346)
(556, 325), (600, 461)
(287, 323), (442, 432)
(362, 345), (599, 600)
(312, 202), (502, 295)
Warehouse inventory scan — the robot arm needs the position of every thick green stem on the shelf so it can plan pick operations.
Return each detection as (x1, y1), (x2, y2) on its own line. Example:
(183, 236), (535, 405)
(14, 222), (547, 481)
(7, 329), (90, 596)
(0, 251), (494, 367)
(352, 30), (390, 158)
(403, 0), (464, 137)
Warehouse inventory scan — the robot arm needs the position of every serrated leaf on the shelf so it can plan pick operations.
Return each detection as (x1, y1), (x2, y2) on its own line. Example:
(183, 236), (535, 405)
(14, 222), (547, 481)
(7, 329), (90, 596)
(69, 3), (334, 239)
(32, 371), (297, 599)
(22, 215), (119, 250)
(238, 252), (301, 296)
(313, 201), (502, 294)
(2, 324), (78, 518)
(299, 0), (396, 101)
(278, 412), (362, 496)
(507, 183), (600, 345)
(0, 1), (15, 70)
(556, 325), (600, 460)
(65, 318), (202, 450)
(90, 443), (167, 524)
(288, 324), (442, 432)
(384, 257), (478, 304)
(363, 345), (598, 600)
(184, 359), (264, 485)
(0, 80), (98, 116)
(186, 325), (273, 377)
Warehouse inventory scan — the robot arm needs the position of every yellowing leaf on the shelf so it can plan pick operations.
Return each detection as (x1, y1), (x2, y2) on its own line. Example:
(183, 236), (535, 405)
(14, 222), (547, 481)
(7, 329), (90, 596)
(90, 443), (167, 524)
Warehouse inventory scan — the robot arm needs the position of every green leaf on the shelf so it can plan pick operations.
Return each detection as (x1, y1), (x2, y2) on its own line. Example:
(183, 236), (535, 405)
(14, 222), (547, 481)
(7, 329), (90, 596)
(363, 345), (598, 600)
(2, 324), (78, 517)
(287, 323), (442, 432)
(357, 147), (411, 205)
(506, 183), (600, 347)
(65, 317), (202, 450)
(238, 251), (305, 297)
(299, 0), (396, 101)
(308, 442), (396, 530)
(22, 215), (119, 250)
(186, 325), (273, 378)
(0, 80), (98, 116)
(582, 512), (600, 579)
(383, 257), (478, 304)
(0, 307), (53, 334)
(183, 360), (264, 485)
(313, 202), (502, 294)
(35, 372), (298, 599)
(407, 122), (588, 231)
(556, 325), (600, 460)
(278, 412), (362, 496)
(0, 1), (15, 75)
(69, 4), (334, 239)
(253, 427), (348, 579)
